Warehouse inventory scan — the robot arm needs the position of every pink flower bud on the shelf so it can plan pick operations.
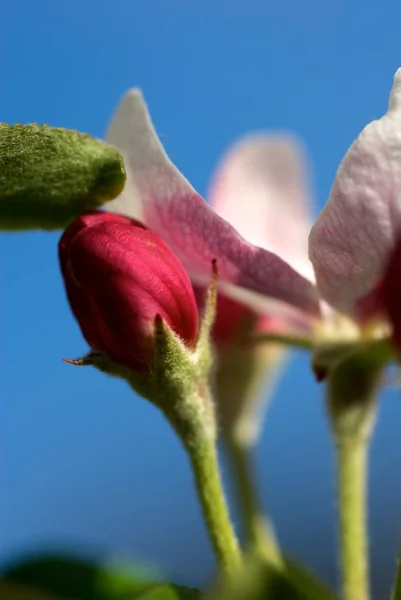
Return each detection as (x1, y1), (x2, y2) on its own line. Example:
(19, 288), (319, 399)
(59, 211), (198, 373)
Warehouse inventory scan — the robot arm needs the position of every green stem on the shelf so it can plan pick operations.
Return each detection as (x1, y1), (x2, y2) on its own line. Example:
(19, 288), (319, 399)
(225, 436), (283, 568)
(326, 347), (383, 600)
(335, 437), (370, 600)
(186, 436), (242, 576)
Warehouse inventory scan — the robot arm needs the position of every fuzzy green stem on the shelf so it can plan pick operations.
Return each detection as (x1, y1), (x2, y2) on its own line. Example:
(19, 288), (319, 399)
(335, 437), (370, 600)
(165, 387), (242, 576)
(186, 435), (242, 576)
(225, 436), (282, 568)
(151, 288), (240, 576)
(326, 347), (383, 600)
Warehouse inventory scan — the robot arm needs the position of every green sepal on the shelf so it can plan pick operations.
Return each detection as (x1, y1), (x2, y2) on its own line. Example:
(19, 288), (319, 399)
(63, 352), (159, 403)
(327, 340), (393, 439)
(325, 338), (392, 439)
(312, 337), (393, 382)
(0, 123), (125, 230)
(152, 315), (216, 445)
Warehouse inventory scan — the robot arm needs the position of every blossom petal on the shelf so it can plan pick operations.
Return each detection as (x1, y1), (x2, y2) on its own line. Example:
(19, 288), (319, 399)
(106, 89), (195, 223)
(208, 134), (315, 280)
(309, 68), (401, 316)
(105, 89), (320, 318)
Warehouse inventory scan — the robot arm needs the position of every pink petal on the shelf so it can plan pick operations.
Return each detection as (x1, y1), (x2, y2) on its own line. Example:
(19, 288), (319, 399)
(106, 89), (320, 319)
(309, 68), (401, 317)
(209, 134), (315, 280)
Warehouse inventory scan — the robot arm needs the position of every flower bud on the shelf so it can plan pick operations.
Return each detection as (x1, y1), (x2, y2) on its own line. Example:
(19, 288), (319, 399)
(59, 210), (198, 373)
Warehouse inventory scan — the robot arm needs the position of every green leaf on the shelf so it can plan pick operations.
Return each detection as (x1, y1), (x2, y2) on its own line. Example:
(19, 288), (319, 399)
(0, 581), (64, 600)
(2, 553), (156, 599)
(2, 553), (206, 600)
(132, 583), (206, 600)
(0, 123), (126, 230)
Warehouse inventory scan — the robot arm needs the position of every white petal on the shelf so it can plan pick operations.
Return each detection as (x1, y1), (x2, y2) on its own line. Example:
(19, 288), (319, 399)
(309, 68), (401, 316)
(105, 88), (196, 222)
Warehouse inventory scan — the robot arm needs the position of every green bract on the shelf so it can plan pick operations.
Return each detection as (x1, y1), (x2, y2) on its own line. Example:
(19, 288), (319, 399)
(0, 123), (125, 230)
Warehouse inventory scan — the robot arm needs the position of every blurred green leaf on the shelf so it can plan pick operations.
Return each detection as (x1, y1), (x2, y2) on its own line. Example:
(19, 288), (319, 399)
(0, 123), (125, 230)
(0, 580), (64, 600)
(132, 583), (205, 599)
(2, 553), (156, 599)
(2, 553), (205, 600)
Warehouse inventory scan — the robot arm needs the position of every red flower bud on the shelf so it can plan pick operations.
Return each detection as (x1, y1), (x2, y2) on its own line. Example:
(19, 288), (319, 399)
(59, 211), (198, 373)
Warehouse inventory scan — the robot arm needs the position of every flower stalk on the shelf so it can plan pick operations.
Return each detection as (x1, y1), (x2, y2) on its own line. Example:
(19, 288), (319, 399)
(326, 346), (383, 600)
(155, 265), (242, 576)
(334, 436), (370, 600)
(183, 406), (242, 576)
(225, 435), (282, 568)
(193, 286), (286, 567)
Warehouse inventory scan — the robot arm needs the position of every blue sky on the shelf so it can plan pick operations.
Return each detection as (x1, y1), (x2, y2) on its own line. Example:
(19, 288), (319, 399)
(2, 0), (401, 596)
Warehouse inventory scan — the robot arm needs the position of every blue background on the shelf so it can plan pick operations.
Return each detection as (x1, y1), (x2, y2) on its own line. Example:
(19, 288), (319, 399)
(2, 1), (401, 598)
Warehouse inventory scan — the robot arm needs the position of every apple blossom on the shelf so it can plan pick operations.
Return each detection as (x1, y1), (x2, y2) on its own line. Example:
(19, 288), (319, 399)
(105, 68), (401, 360)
